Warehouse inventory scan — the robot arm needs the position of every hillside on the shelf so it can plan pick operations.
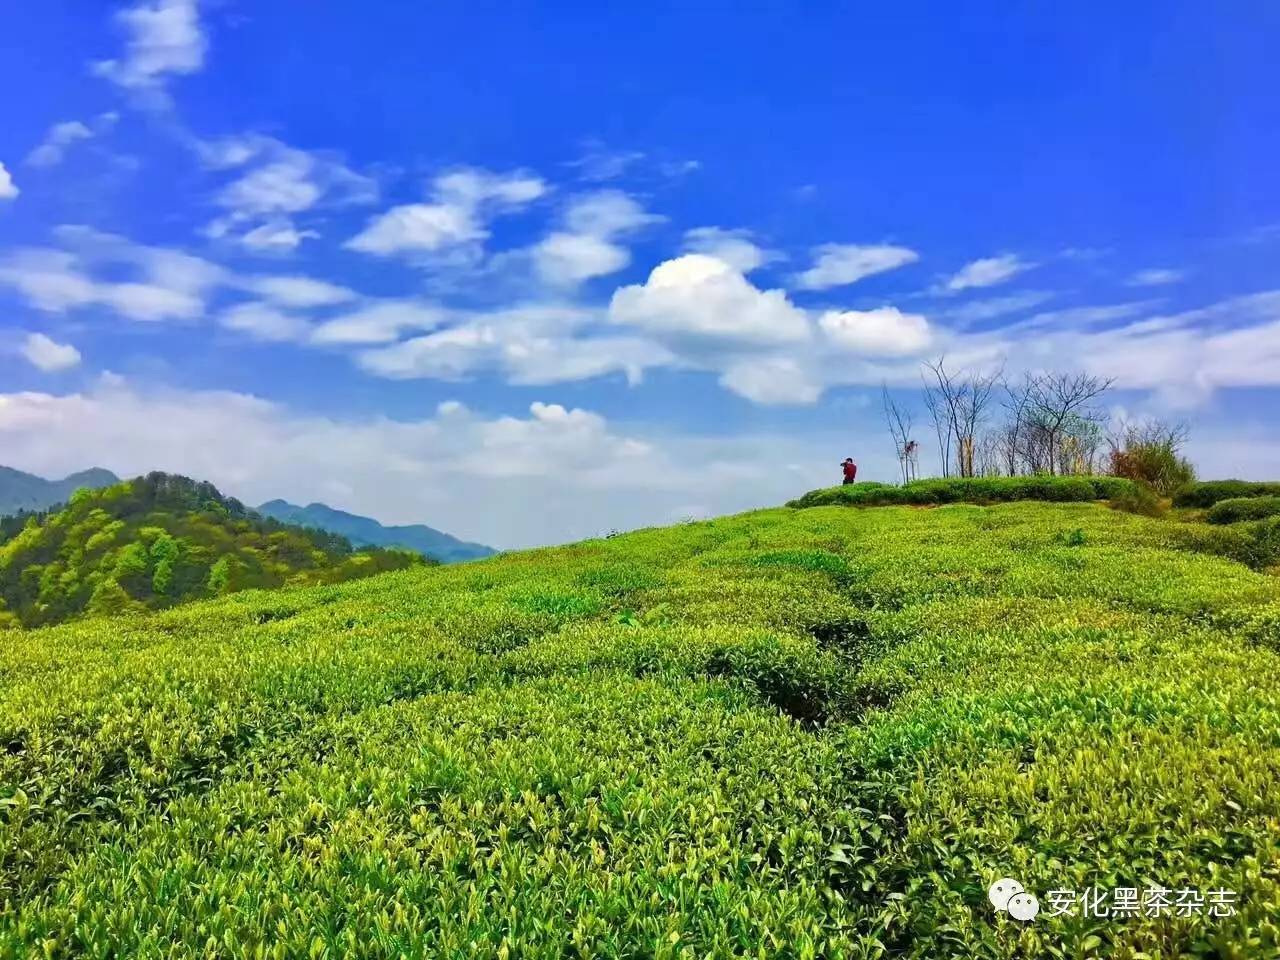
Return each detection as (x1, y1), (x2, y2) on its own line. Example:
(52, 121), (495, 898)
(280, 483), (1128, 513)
(0, 465), (119, 516)
(257, 498), (496, 563)
(0, 472), (427, 628)
(1, 499), (1279, 956)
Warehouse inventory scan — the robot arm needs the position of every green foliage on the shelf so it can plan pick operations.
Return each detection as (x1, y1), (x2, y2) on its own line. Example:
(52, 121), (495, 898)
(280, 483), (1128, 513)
(2, 501), (1279, 956)
(0, 472), (427, 627)
(1207, 495), (1280, 525)
(1173, 479), (1280, 508)
(1108, 432), (1195, 494)
(788, 474), (1135, 508)
(1108, 480), (1166, 517)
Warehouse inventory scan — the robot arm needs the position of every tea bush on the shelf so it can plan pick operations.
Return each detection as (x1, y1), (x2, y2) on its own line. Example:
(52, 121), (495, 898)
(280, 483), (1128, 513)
(1173, 480), (1280, 509)
(788, 475), (1135, 509)
(1207, 496), (1280, 525)
(2, 501), (1279, 957)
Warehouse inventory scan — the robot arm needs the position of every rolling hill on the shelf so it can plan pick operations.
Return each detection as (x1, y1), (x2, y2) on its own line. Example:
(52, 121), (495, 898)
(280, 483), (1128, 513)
(256, 498), (496, 563)
(0, 465), (119, 516)
(1, 483), (1278, 955)
(0, 472), (427, 628)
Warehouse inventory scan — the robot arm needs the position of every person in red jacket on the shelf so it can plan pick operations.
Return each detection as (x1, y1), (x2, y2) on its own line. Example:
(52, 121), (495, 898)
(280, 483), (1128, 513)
(841, 458), (857, 485)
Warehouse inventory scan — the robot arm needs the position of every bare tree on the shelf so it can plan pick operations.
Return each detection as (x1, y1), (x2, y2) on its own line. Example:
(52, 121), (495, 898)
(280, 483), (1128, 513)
(1025, 372), (1114, 474)
(922, 357), (1003, 478)
(921, 370), (952, 478)
(881, 385), (917, 484)
(998, 374), (1036, 476)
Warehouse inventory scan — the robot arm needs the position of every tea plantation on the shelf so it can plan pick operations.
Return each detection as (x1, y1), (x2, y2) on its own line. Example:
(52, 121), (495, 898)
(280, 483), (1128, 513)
(2, 500), (1279, 958)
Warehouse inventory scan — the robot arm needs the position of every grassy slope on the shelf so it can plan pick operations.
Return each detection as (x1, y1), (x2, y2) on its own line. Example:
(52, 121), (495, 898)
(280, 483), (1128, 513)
(1, 502), (1279, 958)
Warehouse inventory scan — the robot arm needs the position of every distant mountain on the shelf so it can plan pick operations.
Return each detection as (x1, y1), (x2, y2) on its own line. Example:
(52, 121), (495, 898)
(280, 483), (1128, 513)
(257, 500), (497, 564)
(0, 472), (427, 628)
(0, 466), (120, 516)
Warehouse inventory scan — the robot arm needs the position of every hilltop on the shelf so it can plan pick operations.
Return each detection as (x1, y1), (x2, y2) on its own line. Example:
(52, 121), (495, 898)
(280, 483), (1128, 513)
(1, 492), (1277, 956)
(0, 466), (119, 516)
(257, 499), (496, 563)
(0, 472), (427, 628)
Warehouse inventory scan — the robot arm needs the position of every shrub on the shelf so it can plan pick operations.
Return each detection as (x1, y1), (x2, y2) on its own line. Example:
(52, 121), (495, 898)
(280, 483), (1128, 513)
(1206, 496), (1280, 524)
(1108, 481), (1165, 517)
(788, 474), (1136, 509)
(1172, 479), (1280, 508)
(1107, 423), (1196, 494)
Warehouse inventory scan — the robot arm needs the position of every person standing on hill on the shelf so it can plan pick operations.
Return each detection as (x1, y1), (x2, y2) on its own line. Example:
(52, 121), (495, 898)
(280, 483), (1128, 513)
(841, 458), (858, 485)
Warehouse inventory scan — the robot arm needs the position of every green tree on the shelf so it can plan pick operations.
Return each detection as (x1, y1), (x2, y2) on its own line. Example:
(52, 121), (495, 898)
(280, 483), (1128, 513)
(87, 578), (139, 617)
(207, 556), (233, 595)
(150, 532), (180, 596)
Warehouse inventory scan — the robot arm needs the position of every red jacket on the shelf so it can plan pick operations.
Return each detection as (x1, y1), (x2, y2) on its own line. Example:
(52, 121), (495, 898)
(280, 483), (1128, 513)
(842, 462), (857, 481)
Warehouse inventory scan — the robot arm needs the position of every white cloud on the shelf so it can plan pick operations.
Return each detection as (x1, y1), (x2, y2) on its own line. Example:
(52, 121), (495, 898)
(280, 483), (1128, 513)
(0, 378), (847, 547)
(0, 248), (203, 322)
(818, 307), (933, 356)
(532, 233), (630, 285)
(565, 145), (645, 182)
(348, 168), (546, 257)
(311, 301), (446, 346)
(0, 162), (18, 200)
(218, 156), (321, 217)
(530, 190), (660, 286)
(946, 254), (1032, 291)
(609, 255), (811, 345)
(682, 227), (775, 273)
(20, 333), (81, 372)
(719, 357), (821, 405)
(358, 305), (672, 385)
(241, 275), (357, 308)
(218, 303), (311, 343)
(92, 0), (206, 96)
(205, 136), (375, 250)
(238, 220), (320, 251)
(1127, 268), (1184, 287)
(793, 243), (918, 290)
(937, 291), (1056, 326)
(26, 121), (93, 168)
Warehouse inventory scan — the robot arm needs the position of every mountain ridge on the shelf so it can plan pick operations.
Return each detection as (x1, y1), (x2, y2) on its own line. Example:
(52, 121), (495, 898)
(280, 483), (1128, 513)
(0, 466), (120, 517)
(256, 499), (496, 564)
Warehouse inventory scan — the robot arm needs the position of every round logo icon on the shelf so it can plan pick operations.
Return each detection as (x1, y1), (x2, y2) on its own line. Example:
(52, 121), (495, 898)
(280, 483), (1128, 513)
(988, 878), (1024, 912)
(1007, 891), (1040, 922)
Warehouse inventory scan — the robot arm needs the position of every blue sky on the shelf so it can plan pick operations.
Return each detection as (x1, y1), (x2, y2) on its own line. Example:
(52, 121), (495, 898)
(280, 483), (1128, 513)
(1, 1), (1278, 547)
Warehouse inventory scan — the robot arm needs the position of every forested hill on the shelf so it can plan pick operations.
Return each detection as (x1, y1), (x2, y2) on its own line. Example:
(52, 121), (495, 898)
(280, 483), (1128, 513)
(0, 466), (119, 516)
(0, 472), (428, 628)
(257, 499), (496, 563)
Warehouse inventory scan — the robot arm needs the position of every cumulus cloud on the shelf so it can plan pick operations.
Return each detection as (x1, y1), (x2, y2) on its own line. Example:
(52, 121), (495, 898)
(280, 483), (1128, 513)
(92, 0), (206, 98)
(609, 255), (811, 345)
(793, 243), (918, 290)
(0, 378), (845, 547)
(19, 333), (81, 372)
(0, 162), (17, 200)
(946, 254), (1032, 291)
(1127, 268), (1184, 287)
(348, 168), (546, 257)
(818, 307), (932, 356)
(531, 190), (661, 286)
(719, 357), (821, 405)
(682, 227), (775, 273)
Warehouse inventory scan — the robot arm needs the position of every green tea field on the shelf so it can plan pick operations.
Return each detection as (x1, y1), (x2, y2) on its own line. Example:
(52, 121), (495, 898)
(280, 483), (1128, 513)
(3, 499), (1279, 958)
